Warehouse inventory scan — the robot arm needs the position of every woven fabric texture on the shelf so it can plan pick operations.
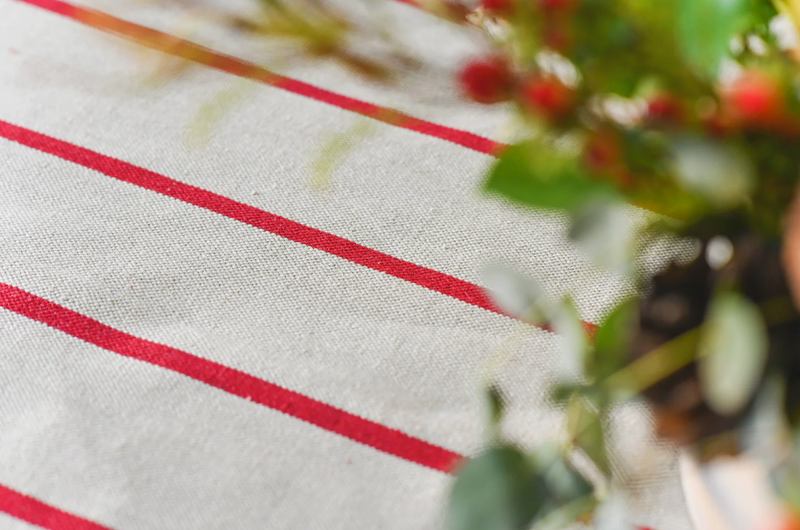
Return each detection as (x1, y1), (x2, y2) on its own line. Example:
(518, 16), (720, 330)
(0, 0), (692, 528)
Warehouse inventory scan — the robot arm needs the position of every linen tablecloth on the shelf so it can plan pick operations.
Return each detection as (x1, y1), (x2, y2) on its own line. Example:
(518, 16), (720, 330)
(0, 1), (692, 528)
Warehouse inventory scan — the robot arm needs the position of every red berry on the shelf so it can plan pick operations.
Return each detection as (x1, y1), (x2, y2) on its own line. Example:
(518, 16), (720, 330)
(584, 132), (620, 172)
(482, 0), (514, 15)
(458, 57), (514, 104)
(646, 94), (683, 126)
(539, 0), (579, 13)
(520, 75), (575, 121)
(583, 132), (634, 187)
(723, 71), (785, 127)
(543, 25), (574, 52)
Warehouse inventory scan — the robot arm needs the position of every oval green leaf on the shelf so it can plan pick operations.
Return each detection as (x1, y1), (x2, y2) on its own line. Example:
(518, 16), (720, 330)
(698, 291), (769, 416)
(447, 446), (545, 530)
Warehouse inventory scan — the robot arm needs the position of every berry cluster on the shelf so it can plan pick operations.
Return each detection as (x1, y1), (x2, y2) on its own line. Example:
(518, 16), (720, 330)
(458, 57), (514, 104)
(449, 0), (800, 526)
(723, 71), (798, 135)
(458, 59), (576, 122)
(460, 0), (582, 117)
(460, 45), (800, 199)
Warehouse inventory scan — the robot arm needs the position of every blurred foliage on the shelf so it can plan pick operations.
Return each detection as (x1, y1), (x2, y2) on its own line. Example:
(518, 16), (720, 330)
(310, 118), (375, 188)
(136, 0), (800, 526)
(454, 0), (800, 526)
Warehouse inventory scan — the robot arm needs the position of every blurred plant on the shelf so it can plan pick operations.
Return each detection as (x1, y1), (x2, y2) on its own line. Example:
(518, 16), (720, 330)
(115, 0), (451, 184)
(129, 0), (428, 83)
(123, 0), (800, 526)
(446, 0), (800, 528)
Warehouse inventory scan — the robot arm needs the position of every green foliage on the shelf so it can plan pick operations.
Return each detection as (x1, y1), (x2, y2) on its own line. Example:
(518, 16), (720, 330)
(484, 143), (619, 211)
(481, 264), (551, 322)
(590, 299), (637, 382)
(552, 298), (590, 380)
(486, 384), (507, 430)
(466, 0), (800, 522)
(698, 290), (769, 415)
(532, 447), (595, 521)
(567, 395), (611, 476)
(670, 136), (755, 207)
(148, 0), (800, 523)
(748, 0), (780, 31)
(569, 201), (638, 276)
(311, 118), (375, 189)
(447, 443), (596, 530)
(677, 0), (750, 77)
(447, 446), (545, 530)
(220, 0), (800, 527)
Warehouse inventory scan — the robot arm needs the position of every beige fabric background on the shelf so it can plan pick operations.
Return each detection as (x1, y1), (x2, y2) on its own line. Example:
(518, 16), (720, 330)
(0, 0), (692, 528)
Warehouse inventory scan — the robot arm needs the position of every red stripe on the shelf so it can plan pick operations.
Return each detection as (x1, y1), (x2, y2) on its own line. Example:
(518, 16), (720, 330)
(0, 483), (114, 530)
(0, 282), (464, 473)
(0, 120), (507, 317)
(13, 0), (505, 157)
(0, 120), (597, 335)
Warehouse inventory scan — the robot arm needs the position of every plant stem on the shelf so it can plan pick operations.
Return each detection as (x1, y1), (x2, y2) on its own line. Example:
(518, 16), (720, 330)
(603, 328), (700, 399)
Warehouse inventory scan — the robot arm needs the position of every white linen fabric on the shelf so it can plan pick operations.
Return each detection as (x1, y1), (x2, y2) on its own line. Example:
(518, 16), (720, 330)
(0, 0), (693, 529)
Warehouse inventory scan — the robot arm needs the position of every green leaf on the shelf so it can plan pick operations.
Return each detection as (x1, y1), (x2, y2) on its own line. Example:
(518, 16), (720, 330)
(486, 384), (506, 429)
(677, 0), (748, 78)
(552, 299), (590, 380)
(311, 118), (375, 189)
(531, 495), (595, 530)
(698, 291), (769, 416)
(742, 377), (791, 465)
(447, 446), (545, 530)
(480, 265), (551, 322)
(567, 395), (611, 476)
(532, 448), (595, 518)
(570, 201), (637, 276)
(671, 136), (754, 207)
(550, 382), (582, 405)
(590, 299), (638, 381)
(484, 143), (618, 212)
(745, 0), (779, 38)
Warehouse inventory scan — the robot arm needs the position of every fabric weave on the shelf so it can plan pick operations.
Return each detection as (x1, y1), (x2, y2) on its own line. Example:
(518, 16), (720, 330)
(0, 0), (692, 528)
